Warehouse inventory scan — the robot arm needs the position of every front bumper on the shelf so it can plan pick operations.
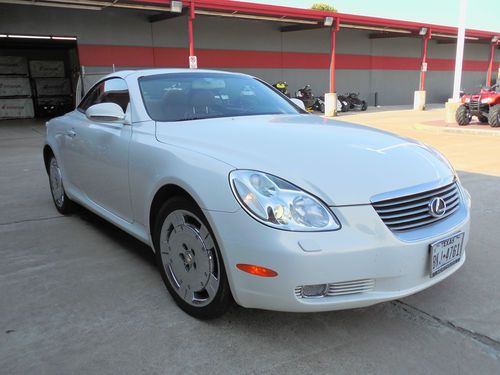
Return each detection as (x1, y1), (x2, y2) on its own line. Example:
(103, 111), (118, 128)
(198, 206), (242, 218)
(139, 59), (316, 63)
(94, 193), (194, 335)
(203, 191), (470, 313)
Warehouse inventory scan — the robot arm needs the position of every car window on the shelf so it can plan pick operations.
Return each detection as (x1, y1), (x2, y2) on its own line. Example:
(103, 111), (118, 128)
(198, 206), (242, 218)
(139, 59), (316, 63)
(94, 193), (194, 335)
(138, 73), (302, 122)
(78, 78), (130, 112)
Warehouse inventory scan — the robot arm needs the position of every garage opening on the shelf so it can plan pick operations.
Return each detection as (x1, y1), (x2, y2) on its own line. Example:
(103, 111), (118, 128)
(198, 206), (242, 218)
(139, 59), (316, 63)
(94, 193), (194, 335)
(0, 35), (80, 121)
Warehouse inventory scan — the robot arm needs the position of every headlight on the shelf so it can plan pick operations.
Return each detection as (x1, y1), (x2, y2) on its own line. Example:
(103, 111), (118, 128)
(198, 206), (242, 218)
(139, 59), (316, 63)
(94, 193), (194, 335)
(464, 98), (470, 103)
(229, 170), (340, 231)
(481, 98), (493, 104)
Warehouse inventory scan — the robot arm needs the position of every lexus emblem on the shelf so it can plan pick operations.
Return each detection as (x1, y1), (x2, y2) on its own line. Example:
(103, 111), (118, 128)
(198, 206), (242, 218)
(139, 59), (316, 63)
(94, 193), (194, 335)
(428, 197), (447, 218)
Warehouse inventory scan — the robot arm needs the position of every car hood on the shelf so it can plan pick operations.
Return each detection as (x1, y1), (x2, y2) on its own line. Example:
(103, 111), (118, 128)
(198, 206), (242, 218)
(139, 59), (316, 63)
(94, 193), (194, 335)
(155, 114), (454, 206)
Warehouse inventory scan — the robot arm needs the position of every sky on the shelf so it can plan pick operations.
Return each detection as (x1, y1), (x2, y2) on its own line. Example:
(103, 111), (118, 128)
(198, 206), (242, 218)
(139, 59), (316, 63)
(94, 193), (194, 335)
(236, 0), (500, 33)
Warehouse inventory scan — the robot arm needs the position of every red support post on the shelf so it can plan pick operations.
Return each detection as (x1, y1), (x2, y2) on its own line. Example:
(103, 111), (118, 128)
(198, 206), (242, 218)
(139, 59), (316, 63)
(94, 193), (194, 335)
(329, 19), (340, 93)
(419, 29), (431, 91)
(188, 0), (196, 65)
(486, 41), (499, 87)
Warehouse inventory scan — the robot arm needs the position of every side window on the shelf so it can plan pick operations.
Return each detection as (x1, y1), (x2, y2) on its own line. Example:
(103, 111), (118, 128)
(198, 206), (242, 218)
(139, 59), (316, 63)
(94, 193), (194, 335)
(78, 78), (130, 112)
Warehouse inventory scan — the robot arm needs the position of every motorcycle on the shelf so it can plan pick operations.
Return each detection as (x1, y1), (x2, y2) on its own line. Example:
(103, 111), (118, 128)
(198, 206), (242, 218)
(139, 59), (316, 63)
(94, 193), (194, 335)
(340, 92), (367, 111)
(295, 85), (317, 111)
(272, 81), (290, 97)
(296, 85), (351, 114)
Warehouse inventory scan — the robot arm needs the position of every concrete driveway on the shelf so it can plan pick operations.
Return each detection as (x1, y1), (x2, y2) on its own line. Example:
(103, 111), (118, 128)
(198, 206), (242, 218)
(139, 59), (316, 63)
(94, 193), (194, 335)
(1, 114), (499, 374)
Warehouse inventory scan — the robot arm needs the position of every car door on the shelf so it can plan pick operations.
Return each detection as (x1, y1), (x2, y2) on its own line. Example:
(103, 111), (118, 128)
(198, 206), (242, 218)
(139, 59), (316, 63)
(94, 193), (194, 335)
(55, 109), (87, 193)
(74, 77), (133, 222)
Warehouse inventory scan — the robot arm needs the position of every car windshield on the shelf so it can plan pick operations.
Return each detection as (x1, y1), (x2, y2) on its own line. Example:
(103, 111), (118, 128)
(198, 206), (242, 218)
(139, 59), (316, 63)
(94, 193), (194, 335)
(138, 73), (302, 122)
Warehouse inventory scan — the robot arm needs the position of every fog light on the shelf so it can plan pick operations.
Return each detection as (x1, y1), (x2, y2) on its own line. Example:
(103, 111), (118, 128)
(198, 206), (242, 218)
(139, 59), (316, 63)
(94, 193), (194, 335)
(301, 284), (328, 297)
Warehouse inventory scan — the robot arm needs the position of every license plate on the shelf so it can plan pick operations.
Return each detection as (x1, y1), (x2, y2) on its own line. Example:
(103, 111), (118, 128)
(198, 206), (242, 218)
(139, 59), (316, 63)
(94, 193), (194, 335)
(429, 232), (464, 277)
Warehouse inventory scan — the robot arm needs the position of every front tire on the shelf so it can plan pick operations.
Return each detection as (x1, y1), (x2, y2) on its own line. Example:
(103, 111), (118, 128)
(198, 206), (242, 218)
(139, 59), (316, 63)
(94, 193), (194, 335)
(488, 105), (500, 127)
(48, 155), (75, 214)
(153, 196), (232, 319)
(455, 105), (471, 126)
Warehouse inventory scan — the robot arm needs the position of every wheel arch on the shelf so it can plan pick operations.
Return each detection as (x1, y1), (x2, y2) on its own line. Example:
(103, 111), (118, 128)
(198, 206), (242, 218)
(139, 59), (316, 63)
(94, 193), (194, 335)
(43, 144), (54, 174)
(148, 183), (200, 240)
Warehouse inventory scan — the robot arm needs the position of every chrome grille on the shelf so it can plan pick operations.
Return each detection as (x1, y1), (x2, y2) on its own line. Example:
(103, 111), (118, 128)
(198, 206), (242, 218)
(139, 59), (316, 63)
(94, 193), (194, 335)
(295, 279), (375, 298)
(326, 279), (375, 296)
(372, 181), (460, 232)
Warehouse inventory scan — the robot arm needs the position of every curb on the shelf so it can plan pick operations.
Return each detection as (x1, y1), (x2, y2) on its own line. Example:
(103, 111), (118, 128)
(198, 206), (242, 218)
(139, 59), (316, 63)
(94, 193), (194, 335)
(414, 122), (500, 137)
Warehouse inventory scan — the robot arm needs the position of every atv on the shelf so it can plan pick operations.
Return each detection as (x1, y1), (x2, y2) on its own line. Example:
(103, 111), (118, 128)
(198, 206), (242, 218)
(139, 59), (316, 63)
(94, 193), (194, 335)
(456, 83), (500, 127)
(299, 92), (347, 114)
(339, 92), (368, 111)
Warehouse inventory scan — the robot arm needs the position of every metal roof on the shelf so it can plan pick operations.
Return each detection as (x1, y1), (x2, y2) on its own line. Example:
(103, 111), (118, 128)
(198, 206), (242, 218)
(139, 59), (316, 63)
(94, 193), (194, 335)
(129, 0), (499, 40)
(1, 0), (498, 41)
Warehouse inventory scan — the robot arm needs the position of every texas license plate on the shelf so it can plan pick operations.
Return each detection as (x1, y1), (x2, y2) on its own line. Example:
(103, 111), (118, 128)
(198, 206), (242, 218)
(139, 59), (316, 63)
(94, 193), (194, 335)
(429, 232), (464, 277)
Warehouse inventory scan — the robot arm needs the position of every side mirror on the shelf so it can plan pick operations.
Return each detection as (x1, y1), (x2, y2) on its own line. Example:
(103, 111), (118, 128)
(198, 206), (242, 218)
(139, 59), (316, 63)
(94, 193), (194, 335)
(85, 103), (125, 123)
(290, 98), (306, 111)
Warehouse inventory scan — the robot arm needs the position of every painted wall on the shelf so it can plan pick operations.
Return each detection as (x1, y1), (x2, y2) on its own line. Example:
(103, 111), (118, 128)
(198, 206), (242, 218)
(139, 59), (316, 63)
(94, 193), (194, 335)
(1, 4), (498, 106)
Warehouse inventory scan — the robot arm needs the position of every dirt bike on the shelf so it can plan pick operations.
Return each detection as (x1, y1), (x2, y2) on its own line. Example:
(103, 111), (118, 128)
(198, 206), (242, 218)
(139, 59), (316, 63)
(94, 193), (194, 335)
(295, 85), (316, 111)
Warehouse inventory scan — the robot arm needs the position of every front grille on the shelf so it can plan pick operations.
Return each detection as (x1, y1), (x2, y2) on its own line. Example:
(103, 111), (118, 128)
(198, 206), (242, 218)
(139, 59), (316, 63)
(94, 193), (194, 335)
(469, 98), (480, 110)
(295, 279), (375, 298)
(372, 181), (460, 232)
(326, 279), (375, 296)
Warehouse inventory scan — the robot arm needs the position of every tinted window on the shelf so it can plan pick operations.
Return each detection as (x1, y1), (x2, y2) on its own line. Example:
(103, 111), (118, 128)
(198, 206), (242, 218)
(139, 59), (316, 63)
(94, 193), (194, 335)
(138, 73), (301, 122)
(78, 78), (130, 112)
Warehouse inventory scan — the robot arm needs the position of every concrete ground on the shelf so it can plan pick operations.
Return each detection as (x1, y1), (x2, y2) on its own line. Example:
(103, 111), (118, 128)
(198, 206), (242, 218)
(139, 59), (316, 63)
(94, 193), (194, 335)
(1, 112), (499, 374)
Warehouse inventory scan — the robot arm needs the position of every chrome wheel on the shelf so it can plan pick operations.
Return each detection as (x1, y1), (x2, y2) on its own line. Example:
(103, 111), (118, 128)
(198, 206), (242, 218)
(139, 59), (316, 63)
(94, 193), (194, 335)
(159, 210), (220, 307)
(49, 157), (64, 208)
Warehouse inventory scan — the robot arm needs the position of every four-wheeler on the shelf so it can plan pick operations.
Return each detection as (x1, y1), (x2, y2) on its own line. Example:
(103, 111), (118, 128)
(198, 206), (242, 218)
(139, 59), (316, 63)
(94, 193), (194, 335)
(295, 86), (349, 114)
(456, 83), (500, 127)
(339, 92), (368, 111)
(313, 95), (349, 114)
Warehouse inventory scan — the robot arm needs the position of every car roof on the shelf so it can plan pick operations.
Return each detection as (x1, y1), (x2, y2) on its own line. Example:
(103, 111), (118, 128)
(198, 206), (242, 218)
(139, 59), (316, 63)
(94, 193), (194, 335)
(103, 68), (251, 81)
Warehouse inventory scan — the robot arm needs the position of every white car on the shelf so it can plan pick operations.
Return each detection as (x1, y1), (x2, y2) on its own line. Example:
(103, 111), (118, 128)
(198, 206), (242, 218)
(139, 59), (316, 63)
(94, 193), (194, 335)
(44, 69), (470, 319)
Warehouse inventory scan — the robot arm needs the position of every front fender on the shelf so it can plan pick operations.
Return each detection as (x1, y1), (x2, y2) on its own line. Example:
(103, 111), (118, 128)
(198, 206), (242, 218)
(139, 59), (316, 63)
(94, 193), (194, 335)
(128, 130), (240, 234)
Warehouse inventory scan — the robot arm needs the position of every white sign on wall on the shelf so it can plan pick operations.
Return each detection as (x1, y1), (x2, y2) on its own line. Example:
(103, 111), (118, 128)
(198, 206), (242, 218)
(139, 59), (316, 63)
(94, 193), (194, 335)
(421, 62), (428, 72)
(0, 56), (28, 75)
(35, 78), (71, 96)
(0, 77), (32, 97)
(29, 60), (65, 78)
(189, 55), (198, 69)
(0, 98), (34, 119)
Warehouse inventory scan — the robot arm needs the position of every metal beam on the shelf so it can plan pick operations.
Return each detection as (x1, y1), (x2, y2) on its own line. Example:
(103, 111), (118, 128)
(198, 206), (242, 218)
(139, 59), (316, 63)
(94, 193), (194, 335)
(368, 32), (417, 39)
(419, 29), (432, 91)
(436, 38), (491, 45)
(280, 24), (323, 33)
(149, 9), (187, 23)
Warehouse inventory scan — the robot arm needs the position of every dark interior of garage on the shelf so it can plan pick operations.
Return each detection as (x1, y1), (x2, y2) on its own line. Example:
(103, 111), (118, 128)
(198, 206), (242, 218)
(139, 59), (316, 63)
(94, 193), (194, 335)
(0, 37), (79, 120)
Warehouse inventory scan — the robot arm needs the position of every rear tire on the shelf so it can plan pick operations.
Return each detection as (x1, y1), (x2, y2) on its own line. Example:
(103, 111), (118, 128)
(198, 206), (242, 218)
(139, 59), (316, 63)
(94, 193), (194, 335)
(455, 105), (471, 126)
(48, 155), (76, 214)
(153, 196), (232, 319)
(477, 115), (489, 124)
(488, 105), (500, 127)
(361, 101), (368, 111)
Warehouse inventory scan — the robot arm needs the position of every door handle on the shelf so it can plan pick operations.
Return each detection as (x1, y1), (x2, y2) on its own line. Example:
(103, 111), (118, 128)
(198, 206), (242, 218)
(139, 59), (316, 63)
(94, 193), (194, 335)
(67, 130), (77, 138)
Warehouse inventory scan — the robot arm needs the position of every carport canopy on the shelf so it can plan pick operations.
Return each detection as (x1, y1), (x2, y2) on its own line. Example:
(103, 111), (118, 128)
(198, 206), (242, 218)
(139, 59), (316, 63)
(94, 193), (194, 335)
(2, 0), (499, 92)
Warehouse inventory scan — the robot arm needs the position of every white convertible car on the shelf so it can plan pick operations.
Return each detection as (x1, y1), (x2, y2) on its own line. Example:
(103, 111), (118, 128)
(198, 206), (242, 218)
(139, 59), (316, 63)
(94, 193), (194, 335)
(44, 69), (470, 319)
